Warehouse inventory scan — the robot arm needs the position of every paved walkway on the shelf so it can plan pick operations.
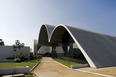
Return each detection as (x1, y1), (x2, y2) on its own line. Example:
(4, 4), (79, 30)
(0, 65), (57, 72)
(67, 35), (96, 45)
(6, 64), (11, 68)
(32, 57), (100, 77)
(79, 67), (116, 77)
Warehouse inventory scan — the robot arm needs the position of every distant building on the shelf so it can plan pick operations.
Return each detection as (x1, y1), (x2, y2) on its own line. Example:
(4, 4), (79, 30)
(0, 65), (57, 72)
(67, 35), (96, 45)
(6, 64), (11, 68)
(0, 40), (30, 61)
(33, 40), (38, 55)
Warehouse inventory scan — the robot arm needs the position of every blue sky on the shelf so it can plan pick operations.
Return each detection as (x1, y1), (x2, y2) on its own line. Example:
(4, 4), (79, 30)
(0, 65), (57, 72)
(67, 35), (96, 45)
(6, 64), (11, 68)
(0, 0), (116, 51)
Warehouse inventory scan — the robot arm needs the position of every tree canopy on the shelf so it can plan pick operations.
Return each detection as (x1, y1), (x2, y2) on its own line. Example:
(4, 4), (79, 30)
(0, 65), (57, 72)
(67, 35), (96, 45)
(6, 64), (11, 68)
(0, 39), (4, 45)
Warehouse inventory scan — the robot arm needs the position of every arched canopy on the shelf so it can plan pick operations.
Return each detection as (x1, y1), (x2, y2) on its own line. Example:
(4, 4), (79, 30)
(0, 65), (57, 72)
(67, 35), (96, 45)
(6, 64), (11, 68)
(50, 24), (116, 68)
(38, 24), (55, 46)
(50, 26), (74, 43)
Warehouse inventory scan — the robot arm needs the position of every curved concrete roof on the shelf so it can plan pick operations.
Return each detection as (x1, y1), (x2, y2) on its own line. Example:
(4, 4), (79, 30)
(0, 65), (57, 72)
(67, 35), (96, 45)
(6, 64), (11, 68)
(50, 24), (116, 68)
(38, 24), (55, 46)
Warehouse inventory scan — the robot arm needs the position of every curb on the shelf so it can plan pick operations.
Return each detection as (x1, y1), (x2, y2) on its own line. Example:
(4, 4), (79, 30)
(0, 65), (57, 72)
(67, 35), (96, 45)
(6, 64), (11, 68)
(30, 59), (42, 77)
(30, 60), (41, 77)
(31, 73), (37, 77)
(75, 69), (114, 77)
(30, 61), (41, 72)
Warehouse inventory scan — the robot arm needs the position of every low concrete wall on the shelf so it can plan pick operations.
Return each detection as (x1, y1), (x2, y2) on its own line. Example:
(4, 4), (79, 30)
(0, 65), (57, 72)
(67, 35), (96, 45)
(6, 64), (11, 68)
(0, 46), (30, 60)
(71, 64), (89, 69)
(0, 66), (30, 75)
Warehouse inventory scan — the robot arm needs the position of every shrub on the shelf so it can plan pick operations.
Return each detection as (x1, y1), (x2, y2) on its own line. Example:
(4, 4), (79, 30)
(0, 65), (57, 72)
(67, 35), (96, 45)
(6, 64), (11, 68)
(11, 54), (15, 58)
(34, 54), (42, 59)
(69, 48), (85, 59)
(14, 53), (29, 61)
(6, 54), (16, 59)
(6, 56), (15, 59)
(43, 52), (51, 57)
(30, 53), (34, 60)
(14, 58), (21, 62)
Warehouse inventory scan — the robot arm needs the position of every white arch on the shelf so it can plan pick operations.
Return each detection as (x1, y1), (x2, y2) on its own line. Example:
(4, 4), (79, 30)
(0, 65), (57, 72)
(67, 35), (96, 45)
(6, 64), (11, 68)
(38, 24), (55, 46)
(49, 24), (96, 68)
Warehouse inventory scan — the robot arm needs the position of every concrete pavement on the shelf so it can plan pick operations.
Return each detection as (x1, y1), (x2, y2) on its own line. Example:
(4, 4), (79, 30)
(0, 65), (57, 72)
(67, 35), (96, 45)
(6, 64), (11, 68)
(32, 57), (100, 77)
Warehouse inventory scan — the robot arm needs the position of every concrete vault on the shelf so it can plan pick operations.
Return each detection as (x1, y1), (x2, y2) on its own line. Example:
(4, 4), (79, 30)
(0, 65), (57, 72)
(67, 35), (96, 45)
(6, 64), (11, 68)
(38, 24), (55, 46)
(36, 24), (116, 68)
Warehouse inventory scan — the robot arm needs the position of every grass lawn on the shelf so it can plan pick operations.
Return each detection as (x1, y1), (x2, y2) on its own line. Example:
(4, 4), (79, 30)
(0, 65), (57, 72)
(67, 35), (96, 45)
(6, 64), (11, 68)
(53, 58), (80, 67)
(0, 59), (40, 69)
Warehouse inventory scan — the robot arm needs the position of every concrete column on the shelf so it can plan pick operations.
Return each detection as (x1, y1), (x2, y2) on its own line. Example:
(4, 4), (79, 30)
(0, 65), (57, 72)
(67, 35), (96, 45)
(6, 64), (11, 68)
(69, 43), (73, 53)
(62, 44), (68, 55)
(52, 45), (57, 57)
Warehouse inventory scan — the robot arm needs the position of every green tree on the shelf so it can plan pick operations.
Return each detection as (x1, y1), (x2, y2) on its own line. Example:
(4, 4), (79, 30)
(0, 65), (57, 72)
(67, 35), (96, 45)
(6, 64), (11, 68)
(13, 40), (24, 52)
(0, 39), (4, 45)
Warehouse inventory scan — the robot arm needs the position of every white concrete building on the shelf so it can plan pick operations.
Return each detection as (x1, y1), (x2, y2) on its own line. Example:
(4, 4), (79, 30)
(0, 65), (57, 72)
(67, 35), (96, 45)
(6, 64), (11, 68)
(35, 24), (116, 68)
(0, 45), (30, 60)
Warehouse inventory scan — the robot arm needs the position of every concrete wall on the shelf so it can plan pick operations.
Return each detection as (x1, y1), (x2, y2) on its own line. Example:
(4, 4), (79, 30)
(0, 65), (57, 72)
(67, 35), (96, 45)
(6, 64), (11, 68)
(56, 46), (64, 57)
(0, 45), (30, 60)
(73, 43), (78, 48)
(56, 46), (64, 53)
(37, 46), (64, 53)
(0, 66), (30, 75)
(37, 46), (51, 54)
